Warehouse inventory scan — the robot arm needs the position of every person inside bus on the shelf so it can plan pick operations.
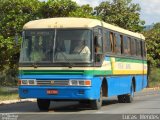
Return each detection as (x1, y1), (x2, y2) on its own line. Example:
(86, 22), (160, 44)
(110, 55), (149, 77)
(72, 40), (90, 54)
(30, 37), (45, 61)
(94, 36), (103, 53)
(94, 36), (103, 63)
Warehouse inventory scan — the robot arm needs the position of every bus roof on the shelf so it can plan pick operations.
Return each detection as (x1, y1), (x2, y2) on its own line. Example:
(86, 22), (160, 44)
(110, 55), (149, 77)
(23, 17), (145, 40)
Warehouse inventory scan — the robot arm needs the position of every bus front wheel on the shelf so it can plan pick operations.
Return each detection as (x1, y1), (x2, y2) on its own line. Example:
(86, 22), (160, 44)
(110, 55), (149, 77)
(91, 87), (103, 110)
(37, 99), (50, 111)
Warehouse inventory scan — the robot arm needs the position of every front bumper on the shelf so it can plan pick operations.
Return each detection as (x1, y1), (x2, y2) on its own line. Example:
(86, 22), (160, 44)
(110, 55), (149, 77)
(19, 86), (99, 100)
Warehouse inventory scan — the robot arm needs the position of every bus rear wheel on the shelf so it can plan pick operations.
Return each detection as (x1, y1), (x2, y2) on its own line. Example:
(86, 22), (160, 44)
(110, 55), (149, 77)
(37, 99), (50, 111)
(118, 83), (134, 103)
(91, 87), (103, 110)
(79, 100), (90, 104)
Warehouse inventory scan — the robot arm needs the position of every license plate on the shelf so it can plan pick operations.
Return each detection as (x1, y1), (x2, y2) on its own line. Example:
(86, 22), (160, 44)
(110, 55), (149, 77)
(47, 90), (58, 95)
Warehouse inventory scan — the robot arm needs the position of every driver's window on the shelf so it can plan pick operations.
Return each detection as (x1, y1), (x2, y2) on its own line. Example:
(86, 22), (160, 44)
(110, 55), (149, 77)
(95, 29), (103, 53)
(94, 28), (103, 64)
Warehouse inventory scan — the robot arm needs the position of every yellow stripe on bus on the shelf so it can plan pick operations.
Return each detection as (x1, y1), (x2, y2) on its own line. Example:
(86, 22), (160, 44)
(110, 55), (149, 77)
(113, 70), (147, 75)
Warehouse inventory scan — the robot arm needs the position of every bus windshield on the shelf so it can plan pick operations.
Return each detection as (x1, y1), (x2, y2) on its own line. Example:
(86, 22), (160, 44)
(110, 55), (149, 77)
(20, 30), (55, 63)
(19, 29), (92, 64)
(54, 29), (91, 62)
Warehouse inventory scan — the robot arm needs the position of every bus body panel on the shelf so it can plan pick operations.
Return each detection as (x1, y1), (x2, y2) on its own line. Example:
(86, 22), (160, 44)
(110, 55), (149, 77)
(19, 74), (148, 99)
(19, 56), (147, 100)
(135, 75), (147, 92)
(106, 75), (147, 97)
(19, 75), (102, 100)
(107, 76), (132, 97)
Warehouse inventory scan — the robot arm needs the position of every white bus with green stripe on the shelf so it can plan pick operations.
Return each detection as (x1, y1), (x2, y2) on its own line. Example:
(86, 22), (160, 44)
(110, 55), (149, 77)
(18, 17), (147, 111)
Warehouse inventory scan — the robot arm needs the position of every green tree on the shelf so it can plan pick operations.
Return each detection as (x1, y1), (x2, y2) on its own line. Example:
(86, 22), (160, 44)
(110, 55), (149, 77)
(0, 0), (41, 38)
(69, 4), (97, 19)
(39, 0), (78, 18)
(0, 0), (42, 67)
(0, 36), (13, 70)
(0, 35), (21, 86)
(143, 23), (160, 67)
(94, 0), (145, 32)
(0, 0), (41, 85)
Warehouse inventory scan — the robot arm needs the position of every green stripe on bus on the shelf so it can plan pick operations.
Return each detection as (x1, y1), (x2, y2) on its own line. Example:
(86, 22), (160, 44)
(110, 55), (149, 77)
(19, 70), (112, 76)
(115, 58), (147, 64)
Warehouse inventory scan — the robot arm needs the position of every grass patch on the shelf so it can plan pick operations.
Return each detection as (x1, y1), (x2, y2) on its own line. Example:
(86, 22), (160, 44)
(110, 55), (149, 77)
(148, 68), (160, 88)
(0, 87), (19, 101)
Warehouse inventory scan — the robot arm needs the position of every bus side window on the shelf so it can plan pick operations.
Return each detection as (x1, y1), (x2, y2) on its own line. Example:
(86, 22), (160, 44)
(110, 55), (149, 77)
(128, 37), (131, 55)
(123, 36), (131, 55)
(95, 29), (103, 53)
(110, 32), (115, 53)
(140, 40), (143, 58)
(94, 28), (103, 64)
(115, 33), (121, 54)
(130, 38), (136, 56)
(142, 41), (147, 58)
(136, 40), (141, 57)
(104, 30), (111, 52)
(120, 35), (123, 54)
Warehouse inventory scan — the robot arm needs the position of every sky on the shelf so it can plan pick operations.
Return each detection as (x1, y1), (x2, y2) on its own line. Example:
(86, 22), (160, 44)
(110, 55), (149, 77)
(133, 0), (160, 25)
(40, 0), (160, 25)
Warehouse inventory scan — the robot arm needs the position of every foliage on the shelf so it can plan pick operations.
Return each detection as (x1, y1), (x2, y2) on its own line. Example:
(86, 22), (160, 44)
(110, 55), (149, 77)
(148, 68), (160, 87)
(0, 0), (41, 38)
(39, 0), (78, 18)
(94, 0), (145, 32)
(0, 66), (18, 86)
(39, 0), (97, 19)
(0, 0), (41, 85)
(143, 23), (160, 67)
(0, 36), (20, 86)
(69, 4), (97, 19)
(0, 36), (20, 70)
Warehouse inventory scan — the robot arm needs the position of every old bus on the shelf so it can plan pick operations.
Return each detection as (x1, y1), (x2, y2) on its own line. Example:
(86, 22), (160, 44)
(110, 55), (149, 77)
(18, 17), (147, 110)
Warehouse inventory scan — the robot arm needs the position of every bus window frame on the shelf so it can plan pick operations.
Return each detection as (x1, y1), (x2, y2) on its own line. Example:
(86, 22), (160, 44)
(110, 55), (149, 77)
(19, 28), (95, 67)
(101, 28), (146, 61)
(93, 27), (105, 66)
(109, 32), (115, 53)
(123, 36), (131, 56)
(142, 41), (147, 59)
(115, 33), (122, 55)
(130, 38), (136, 56)
(136, 39), (142, 58)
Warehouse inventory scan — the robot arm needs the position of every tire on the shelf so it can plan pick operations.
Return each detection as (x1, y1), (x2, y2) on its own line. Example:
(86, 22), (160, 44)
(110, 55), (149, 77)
(126, 83), (134, 103)
(91, 87), (103, 110)
(79, 100), (90, 105)
(118, 95), (127, 103)
(37, 99), (50, 111)
(118, 83), (134, 103)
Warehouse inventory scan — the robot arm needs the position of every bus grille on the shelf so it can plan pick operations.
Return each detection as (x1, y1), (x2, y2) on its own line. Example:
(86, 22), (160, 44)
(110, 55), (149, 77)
(36, 80), (69, 86)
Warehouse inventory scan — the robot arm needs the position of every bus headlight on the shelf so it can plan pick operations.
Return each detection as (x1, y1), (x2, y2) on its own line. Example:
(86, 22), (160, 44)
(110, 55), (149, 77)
(28, 80), (36, 85)
(21, 80), (28, 85)
(20, 79), (36, 85)
(69, 80), (91, 86)
(79, 81), (85, 86)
